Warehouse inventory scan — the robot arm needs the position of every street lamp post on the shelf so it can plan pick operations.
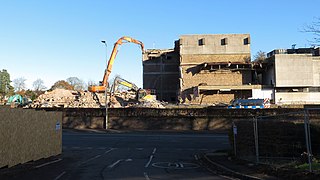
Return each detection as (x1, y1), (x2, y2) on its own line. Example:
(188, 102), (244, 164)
(101, 40), (108, 129)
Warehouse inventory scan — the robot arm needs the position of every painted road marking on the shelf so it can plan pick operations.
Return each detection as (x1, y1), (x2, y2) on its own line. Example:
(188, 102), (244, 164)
(54, 171), (66, 180)
(79, 155), (101, 165)
(144, 172), (150, 180)
(152, 148), (157, 154)
(108, 160), (121, 169)
(178, 163), (184, 168)
(104, 148), (115, 154)
(35, 158), (62, 168)
(108, 159), (132, 169)
(62, 147), (217, 151)
(145, 148), (157, 168)
(145, 155), (154, 168)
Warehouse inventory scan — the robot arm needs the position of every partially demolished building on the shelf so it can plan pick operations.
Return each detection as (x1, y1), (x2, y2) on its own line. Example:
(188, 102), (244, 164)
(143, 34), (265, 104)
(143, 49), (180, 102)
(177, 34), (263, 104)
(143, 34), (320, 105)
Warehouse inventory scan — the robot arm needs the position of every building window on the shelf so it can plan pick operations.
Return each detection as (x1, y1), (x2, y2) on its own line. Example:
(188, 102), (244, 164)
(221, 38), (228, 45)
(198, 38), (205, 46)
(243, 37), (250, 45)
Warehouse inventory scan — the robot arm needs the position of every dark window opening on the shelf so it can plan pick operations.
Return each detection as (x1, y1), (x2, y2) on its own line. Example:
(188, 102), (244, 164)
(244, 37), (250, 45)
(198, 38), (205, 46)
(221, 38), (228, 45)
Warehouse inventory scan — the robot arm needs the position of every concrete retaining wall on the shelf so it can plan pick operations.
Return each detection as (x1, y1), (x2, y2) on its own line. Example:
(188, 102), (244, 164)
(61, 108), (320, 131)
(0, 107), (62, 168)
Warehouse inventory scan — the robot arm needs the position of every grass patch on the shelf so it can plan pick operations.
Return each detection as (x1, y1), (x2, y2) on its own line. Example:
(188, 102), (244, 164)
(295, 162), (320, 170)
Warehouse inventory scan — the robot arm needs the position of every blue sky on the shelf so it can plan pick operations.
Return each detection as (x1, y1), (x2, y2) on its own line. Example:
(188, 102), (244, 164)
(0, 0), (319, 89)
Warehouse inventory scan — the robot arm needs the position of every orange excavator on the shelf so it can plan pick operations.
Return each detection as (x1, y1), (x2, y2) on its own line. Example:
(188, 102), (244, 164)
(88, 36), (144, 92)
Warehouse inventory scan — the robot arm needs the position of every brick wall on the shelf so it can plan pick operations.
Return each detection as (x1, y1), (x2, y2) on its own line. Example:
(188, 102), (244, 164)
(181, 67), (244, 87)
(180, 54), (251, 64)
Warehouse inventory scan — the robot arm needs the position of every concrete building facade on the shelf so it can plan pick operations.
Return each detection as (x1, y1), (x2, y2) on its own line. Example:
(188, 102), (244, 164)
(178, 34), (260, 104)
(264, 48), (320, 104)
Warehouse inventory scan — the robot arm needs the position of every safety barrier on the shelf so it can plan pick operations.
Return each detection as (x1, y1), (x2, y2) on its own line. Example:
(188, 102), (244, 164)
(0, 107), (62, 168)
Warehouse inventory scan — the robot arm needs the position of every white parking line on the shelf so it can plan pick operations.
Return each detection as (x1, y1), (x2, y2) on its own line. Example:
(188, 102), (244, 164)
(105, 148), (116, 154)
(152, 148), (157, 154)
(145, 155), (154, 168)
(79, 155), (101, 165)
(108, 160), (121, 169)
(35, 158), (62, 168)
(107, 159), (132, 169)
(54, 171), (66, 180)
(144, 172), (150, 180)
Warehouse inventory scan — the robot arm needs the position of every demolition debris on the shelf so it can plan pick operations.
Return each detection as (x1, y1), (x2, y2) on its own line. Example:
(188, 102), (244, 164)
(28, 88), (165, 108)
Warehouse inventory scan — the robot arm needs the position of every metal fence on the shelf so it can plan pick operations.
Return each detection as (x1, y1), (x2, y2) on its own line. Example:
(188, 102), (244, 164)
(232, 109), (320, 172)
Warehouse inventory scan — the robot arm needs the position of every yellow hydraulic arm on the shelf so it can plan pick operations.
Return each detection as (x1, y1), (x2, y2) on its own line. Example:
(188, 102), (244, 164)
(88, 36), (144, 92)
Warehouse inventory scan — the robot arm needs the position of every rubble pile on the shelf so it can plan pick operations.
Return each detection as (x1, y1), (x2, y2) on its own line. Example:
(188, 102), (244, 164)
(109, 91), (138, 108)
(132, 99), (165, 109)
(29, 89), (102, 108)
(28, 88), (166, 109)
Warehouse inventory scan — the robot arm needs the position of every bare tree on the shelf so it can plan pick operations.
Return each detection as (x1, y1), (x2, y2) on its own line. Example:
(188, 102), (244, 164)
(66, 77), (85, 91)
(253, 50), (267, 63)
(303, 17), (320, 44)
(87, 80), (97, 86)
(13, 77), (26, 92)
(32, 79), (46, 91)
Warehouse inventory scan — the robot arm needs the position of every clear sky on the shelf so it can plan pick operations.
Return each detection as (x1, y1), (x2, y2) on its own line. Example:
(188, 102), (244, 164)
(0, 0), (319, 89)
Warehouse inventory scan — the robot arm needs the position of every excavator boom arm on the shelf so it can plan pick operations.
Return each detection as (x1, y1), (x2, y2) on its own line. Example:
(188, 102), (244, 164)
(89, 36), (144, 92)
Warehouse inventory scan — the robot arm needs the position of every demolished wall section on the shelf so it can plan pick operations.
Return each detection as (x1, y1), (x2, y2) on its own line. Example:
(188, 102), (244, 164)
(143, 49), (180, 102)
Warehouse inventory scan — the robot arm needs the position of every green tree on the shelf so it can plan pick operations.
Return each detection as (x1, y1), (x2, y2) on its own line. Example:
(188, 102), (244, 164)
(50, 80), (74, 90)
(25, 89), (37, 101)
(0, 69), (14, 100)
